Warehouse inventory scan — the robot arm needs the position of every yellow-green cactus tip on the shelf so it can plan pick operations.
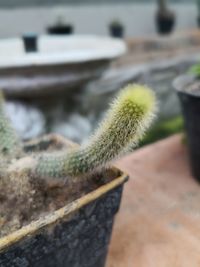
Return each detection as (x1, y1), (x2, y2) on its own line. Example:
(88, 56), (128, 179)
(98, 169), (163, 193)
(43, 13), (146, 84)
(116, 84), (157, 114)
(35, 83), (158, 178)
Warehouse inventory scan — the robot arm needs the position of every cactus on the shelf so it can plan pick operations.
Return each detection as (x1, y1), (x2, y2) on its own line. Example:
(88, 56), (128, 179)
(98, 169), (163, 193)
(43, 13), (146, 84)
(0, 91), (22, 157)
(0, 84), (157, 240)
(35, 84), (157, 178)
(1, 84), (157, 182)
(157, 0), (174, 18)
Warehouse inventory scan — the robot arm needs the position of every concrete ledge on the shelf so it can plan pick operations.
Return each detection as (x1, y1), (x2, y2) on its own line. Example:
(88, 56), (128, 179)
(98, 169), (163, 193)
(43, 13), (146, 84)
(107, 135), (200, 267)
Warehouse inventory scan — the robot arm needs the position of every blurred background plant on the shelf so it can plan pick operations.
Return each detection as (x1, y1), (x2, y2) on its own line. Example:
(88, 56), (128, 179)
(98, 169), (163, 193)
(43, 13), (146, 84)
(189, 63), (200, 76)
(155, 0), (175, 35)
(109, 19), (124, 38)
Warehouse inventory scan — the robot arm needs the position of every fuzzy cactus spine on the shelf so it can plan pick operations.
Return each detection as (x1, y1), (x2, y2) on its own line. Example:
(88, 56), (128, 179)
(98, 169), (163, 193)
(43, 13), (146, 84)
(35, 84), (157, 178)
(0, 91), (22, 157)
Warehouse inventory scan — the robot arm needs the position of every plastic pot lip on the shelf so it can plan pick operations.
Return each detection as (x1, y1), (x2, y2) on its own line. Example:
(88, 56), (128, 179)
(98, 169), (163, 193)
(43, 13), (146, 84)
(0, 134), (129, 253)
(173, 73), (200, 98)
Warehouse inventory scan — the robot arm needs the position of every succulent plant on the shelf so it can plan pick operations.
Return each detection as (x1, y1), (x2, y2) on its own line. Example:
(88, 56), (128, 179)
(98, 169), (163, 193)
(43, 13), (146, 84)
(157, 0), (174, 16)
(157, 0), (167, 10)
(1, 84), (157, 181)
(0, 91), (22, 157)
(109, 19), (123, 28)
(189, 63), (200, 77)
(34, 84), (157, 178)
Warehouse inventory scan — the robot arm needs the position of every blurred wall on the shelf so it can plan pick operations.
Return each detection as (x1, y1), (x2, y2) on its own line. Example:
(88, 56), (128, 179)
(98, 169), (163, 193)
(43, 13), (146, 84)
(0, 3), (197, 38)
(0, 0), (193, 7)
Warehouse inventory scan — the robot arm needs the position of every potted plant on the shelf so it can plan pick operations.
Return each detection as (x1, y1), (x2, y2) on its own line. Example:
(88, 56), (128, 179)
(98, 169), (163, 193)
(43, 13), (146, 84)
(47, 15), (73, 35)
(173, 64), (200, 182)
(155, 0), (175, 35)
(22, 33), (38, 53)
(197, 0), (200, 27)
(0, 84), (156, 266)
(109, 20), (124, 38)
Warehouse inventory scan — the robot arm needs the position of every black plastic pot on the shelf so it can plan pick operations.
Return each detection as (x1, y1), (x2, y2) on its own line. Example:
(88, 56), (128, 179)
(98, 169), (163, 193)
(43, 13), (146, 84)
(109, 25), (124, 38)
(47, 25), (73, 35)
(0, 134), (128, 267)
(22, 33), (38, 53)
(156, 12), (175, 35)
(173, 74), (200, 182)
(197, 15), (200, 28)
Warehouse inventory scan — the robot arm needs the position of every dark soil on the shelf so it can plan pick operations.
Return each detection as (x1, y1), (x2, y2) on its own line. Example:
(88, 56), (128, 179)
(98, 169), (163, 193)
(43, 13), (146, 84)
(0, 135), (120, 238)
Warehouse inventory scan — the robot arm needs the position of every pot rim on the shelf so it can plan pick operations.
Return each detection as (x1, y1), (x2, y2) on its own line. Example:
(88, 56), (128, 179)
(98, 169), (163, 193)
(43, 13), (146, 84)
(0, 134), (128, 253)
(173, 73), (200, 98)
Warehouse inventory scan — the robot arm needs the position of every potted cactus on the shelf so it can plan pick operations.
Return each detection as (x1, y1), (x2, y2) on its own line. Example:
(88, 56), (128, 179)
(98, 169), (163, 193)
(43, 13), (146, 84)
(155, 0), (175, 35)
(47, 15), (73, 35)
(173, 64), (200, 182)
(22, 33), (38, 53)
(109, 20), (124, 38)
(197, 0), (200, 27)
(0, 84), (156, 266)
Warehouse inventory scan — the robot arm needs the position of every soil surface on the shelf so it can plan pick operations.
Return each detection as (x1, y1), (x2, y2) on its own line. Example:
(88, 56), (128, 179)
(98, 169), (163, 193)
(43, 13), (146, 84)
(0, 137), (119, 238)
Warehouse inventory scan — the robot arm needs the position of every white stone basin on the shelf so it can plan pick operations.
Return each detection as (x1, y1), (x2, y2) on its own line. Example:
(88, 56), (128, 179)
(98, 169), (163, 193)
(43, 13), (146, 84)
(0, 35), (126, 97)
(0, 35), (126, 68)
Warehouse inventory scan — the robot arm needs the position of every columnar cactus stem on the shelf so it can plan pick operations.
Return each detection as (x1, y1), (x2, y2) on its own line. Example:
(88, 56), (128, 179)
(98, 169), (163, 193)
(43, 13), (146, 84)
(35, 84), (157, 178)
(0, 91), (22, 157)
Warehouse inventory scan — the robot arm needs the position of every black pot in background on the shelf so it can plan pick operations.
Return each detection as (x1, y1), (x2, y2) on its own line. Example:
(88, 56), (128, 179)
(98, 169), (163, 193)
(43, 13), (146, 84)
(156, 11), (175, 35)
(173, 74), (200, 182)
(47, 25), (73, 35)
(109, 25), (124, 38)
(22, 33), (38, 53)
(197, 14), (200, 28)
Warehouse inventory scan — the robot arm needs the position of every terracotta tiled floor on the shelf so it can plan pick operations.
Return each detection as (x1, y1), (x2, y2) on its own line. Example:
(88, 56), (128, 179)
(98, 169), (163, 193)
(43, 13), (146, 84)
(106, 135), (200, 267)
